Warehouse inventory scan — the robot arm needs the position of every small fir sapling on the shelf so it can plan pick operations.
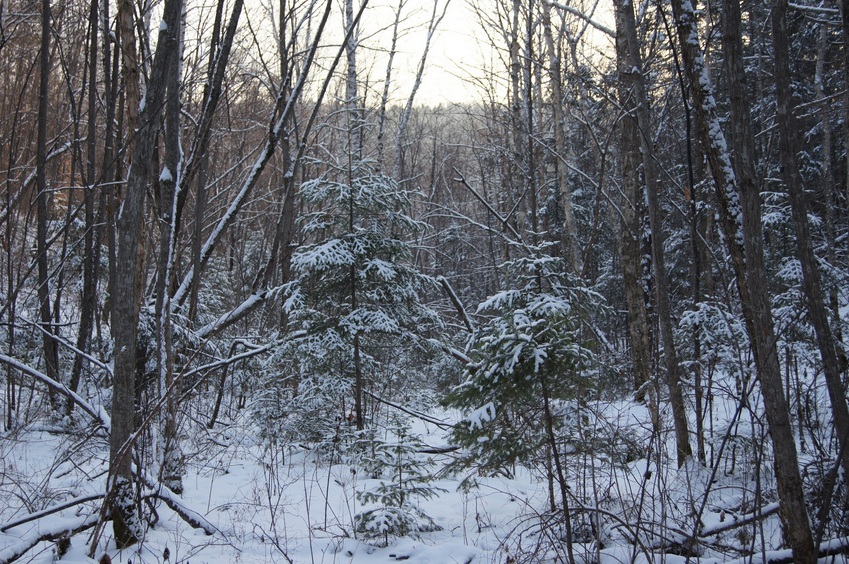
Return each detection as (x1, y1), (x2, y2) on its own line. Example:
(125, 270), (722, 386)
(257, 159), (441, 448)
(442, 252), (595, 484)
(354, 414), (445, 546)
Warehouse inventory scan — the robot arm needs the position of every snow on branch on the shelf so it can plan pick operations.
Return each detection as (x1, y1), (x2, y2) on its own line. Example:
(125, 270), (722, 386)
(788, 1), (839, 13)
(0, 353), (110, 430)
(438, 276), (475, 333)
(424, 337), (472, 366)
(544, 0), (614, 37)
(138, 472), (218, 536)
(720, 535), (849, 563)
(698, 502), (780, 537)
(145, 488), (218, 536)
(1, 494), (105, 534)
(195, 288), (278, 340)
(0, 512), (100, 563)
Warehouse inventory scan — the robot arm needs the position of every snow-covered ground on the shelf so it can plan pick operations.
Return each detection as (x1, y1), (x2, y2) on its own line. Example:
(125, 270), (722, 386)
(0, 395), (836, 564)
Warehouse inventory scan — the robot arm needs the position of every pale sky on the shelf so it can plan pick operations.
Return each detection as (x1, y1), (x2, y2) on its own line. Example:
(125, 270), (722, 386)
(358, 0), (615, 107)
(356, 0), (486, 106)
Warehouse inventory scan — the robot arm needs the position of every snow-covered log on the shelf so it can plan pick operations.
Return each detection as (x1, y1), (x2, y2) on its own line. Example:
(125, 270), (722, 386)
(0, 512), (99, 563)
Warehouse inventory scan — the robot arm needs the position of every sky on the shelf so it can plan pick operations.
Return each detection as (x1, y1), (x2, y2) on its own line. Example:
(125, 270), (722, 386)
(360, 0), (616, 107)
(354, 0), (487, 106)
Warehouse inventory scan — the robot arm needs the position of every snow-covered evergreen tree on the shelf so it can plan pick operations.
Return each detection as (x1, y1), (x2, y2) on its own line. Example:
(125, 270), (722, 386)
(355, 414), (444, 546)
(443, 252), (595, 482)
(260, 159), (441, 446)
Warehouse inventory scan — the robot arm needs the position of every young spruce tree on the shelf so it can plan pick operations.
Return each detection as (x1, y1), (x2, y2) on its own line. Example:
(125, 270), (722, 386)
(269, 159), (440, 447)
(443, 251), (594, 559)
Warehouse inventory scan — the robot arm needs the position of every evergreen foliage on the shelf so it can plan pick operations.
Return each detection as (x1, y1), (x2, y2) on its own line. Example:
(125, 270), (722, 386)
(355, 415), (444, 546)
(443, 252), (595, 482)
(256, 160), (441, 445)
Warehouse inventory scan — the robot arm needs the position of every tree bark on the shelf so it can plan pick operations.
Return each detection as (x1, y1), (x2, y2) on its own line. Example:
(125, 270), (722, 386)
(771, 0), (849, 483)
(110, 0), (183, 546)
(155, 6), (183, 494)
(117, 0), (139, 158)
(68, 0), (100, 414)
(616, 0), (691, 466)
(36, 0), (61, 412)
(670, 0), (816, 558)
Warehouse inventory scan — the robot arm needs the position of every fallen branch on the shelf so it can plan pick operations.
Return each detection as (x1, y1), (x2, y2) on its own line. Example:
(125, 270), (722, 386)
(722, 534), (849, 563)
(0, 512), (99, 563)
(0, 493), (104, 533)
(148, 489), (218, 536)
(0, 353), (110, 430)
(363, 389), (453, 430)
(140, 474), (217, 536)
(699, 502), (780, 537)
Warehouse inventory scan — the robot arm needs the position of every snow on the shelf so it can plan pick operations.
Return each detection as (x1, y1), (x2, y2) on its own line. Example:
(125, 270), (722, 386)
(0, 369), (833, 564)
(467, 402), (496, 430)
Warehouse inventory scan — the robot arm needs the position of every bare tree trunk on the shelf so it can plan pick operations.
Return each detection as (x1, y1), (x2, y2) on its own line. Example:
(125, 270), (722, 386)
(101, 1), (119, 335)
(615, 15), (652, 404)
(616, 0), (691, 466)
(117, 0), (139, 158)
(523, 0), (537, 245)
(343, 0), (365, 430)
(109, 0), (183, 545)
(541, 0), (579, 273)
(186, 0), (228, 323)
(394, 0), (449, 183)
(670, 0), (816, 558)
(376, 0), (405, 172)
(36, 0), (61, 411)
(155, 5), (184, 494)
(344, 0), (362, 164)
(510, 0), (522, 238)
(839, 0), (849, 213)
(174, 0), (243, 235)
(68, 0), (100, 414)
(771, 0), (849, 482)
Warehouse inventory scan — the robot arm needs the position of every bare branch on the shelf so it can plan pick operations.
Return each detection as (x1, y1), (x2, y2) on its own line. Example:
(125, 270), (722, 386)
(544, 0), (614, 37)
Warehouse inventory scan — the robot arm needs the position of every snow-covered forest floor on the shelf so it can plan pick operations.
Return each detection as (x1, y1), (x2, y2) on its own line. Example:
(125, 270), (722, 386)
(4, 374), (834, 564)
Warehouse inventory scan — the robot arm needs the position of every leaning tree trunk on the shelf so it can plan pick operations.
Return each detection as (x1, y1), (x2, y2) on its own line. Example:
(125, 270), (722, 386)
(671, 0), (816, 559)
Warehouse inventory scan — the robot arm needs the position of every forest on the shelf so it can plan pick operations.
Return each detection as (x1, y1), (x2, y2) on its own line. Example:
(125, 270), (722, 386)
(1, 0), (848, 561)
